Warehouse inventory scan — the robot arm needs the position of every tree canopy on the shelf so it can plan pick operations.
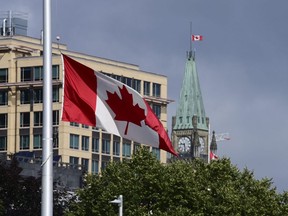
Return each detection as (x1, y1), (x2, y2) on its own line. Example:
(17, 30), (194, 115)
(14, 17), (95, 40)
(66, 148), (288, 216)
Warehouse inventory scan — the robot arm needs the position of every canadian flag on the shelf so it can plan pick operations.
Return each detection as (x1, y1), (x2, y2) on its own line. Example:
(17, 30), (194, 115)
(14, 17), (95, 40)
(191, 35), (203, 41)
(61, 54), (177, 156)
(210, 151), (218, 160)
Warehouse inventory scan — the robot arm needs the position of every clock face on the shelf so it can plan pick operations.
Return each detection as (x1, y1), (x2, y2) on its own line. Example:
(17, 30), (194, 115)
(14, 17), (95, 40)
(199, 137), (205, 152)
(178, 137), (191, 153)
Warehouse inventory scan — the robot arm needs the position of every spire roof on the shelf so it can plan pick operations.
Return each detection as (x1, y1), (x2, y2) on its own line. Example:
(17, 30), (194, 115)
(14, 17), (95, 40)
(173, 51), (208, 131)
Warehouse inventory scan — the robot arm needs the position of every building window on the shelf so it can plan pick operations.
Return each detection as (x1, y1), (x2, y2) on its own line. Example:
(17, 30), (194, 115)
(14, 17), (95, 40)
(152, 104), (161, 119)
(0, 68), (8, 83)
(33, 134), (42, 149)
(53, 128), (58, 148)
(0, 114), (7, 128)
(91, 160), (99, 174)
(102, 135), (111, 154)
(133, 142), (141, 154)
(20, 135), (29, 150)
(144, 81), (150, 96)
(82, 124), (89, 129)
(21, 67), (32, 82)
(92, 137), (99, 153)
(133, 79), (141, 93)
(70, 122), (79, 127)
(152, 147), (160, 160)
(53, 110), (59, 125)
(81, 158), (89, 172)
(101, 161), (109, 171)
(69, 156), (79, 167)
(20, 112), (30, 127)
(34, 111), (43, 127)
(70, 134), (79, 149)
(152, 83), (161, 97)
(33, 88), (43, 103)
(52, 65), (59, 80)
(52, 86), (59, 102)
(122, 139), (131, 157)
(21, 65), (59, 82)
(20, 89), (31, 104)
(82, 136), (89, 151)
(34, 66), (43, 81)
(0, 90), (8, 106)
(113, 135), (120, 156)
(0, 136), (7, 151)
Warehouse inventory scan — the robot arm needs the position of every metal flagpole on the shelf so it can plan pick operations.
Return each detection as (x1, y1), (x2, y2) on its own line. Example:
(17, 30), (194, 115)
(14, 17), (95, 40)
(42, 0), (53, 215)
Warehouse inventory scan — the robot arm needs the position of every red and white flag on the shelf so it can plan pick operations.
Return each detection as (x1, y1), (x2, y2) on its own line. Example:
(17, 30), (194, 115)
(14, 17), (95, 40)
(191, 35), (203, 41)
(61, 54), (177, 156)
(210, 151), (218, 160)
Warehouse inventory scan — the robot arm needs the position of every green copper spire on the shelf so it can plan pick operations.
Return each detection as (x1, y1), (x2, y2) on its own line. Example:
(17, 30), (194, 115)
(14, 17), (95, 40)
(173, 51), (208, 131)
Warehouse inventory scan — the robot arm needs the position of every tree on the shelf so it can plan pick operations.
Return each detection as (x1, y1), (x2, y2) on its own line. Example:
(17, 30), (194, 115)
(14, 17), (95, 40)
(0, 156), (74, 216)
(66, 148), (288, 216)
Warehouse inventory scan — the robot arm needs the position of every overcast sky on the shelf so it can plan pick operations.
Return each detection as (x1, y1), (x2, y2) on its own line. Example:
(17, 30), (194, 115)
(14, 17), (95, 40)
(2, 0), (288, 192)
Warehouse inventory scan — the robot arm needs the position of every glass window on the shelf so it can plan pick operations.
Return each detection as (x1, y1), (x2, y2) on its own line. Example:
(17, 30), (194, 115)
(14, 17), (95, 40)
(152, 147), (160, 160)
(70, 134), (79, 149)
(91, 160), (99, 174)
(101, 161), (109, 171)
(0, 114), (7, 128)
(81, 158), (89, 172)
(53, 110), (59, 125)
(133, 79), (141, 93)
(52, 65), (59, 80)
(0, 68), (8, 83)
(0, 136), (7, 151)
(33, 134), (42, 149)
(53, 128), (58, 148)
(34, 111), (43, 127)
(34, 66), (43, 81)
(123, 77), (132, 87)
(70, 122), (79, 127)
(69, 156), (79, 167)
(33, 88), (43, 103)
(20, 89), (30, 104)
(152, 104), (161, 119)
(0, 90), (8, 106)
(82, 124), (89, 129)
(82, 136), (89, 151)
(52, 86), (59, 102)
(144, 81), (150, 96)
(20, 112), (30, 127)
(113, 135), (120, 156)
(20, 135), (29, 150)
(133, 142), (141, 154)
(102, 137), (110, 154)
(122, 139), (131, 157)
(21, 67), (32, 82)
(92, 137), (99, 153)
(152, 83), (161, 97)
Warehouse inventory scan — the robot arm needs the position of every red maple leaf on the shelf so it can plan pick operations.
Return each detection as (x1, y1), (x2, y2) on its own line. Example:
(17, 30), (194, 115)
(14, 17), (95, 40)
(105, 85), (146, 135)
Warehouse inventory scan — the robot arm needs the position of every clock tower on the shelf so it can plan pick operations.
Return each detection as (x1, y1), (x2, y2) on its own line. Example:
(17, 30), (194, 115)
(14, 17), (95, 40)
(171, 50), (210, 162)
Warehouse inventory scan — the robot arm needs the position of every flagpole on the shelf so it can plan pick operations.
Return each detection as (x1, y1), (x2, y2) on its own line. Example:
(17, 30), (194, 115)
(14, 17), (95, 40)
(42, 0), (53, 215)
(208, 123), (211, 163)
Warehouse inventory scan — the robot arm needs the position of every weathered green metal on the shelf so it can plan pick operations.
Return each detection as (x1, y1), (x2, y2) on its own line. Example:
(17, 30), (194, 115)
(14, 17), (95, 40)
(173, 51), (208, 131)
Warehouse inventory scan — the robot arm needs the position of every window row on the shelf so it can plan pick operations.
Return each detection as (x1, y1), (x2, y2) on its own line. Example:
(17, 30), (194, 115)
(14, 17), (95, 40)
(17, 133), (58, 150)
(20, 86), (60, 104)
(69, 134), (132, 157)
(20, 110), (60, 127)
(21, 65), (59, 82)
(102, 72), (161, 97)
(0, 86), (60, 107)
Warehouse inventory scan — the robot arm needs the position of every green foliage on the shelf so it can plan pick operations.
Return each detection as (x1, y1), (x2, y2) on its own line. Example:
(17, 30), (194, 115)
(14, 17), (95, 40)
(66, 148), (288, 216)
(0, 156), (74, 216)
